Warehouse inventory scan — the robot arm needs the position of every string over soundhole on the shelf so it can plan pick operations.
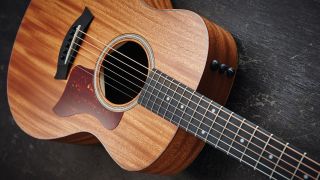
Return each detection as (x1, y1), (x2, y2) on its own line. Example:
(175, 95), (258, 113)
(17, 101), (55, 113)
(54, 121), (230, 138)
(94, 34), (155, 112)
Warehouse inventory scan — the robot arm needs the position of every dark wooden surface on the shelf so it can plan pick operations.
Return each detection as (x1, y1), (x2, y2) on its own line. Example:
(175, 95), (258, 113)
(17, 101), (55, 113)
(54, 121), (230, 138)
(0, 0), (319, 179)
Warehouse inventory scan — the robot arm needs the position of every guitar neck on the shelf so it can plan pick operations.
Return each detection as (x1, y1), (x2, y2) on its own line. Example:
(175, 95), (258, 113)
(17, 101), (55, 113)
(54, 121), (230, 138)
(138, 69), (320, 180)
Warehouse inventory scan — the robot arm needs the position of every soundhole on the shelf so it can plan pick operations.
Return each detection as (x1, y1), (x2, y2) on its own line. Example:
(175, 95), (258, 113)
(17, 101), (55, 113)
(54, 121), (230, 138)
(99, 41), (149, 105)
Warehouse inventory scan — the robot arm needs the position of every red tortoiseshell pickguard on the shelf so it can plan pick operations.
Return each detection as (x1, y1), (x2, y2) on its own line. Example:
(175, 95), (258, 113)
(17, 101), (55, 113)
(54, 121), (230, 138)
(53, 65), (123, 130)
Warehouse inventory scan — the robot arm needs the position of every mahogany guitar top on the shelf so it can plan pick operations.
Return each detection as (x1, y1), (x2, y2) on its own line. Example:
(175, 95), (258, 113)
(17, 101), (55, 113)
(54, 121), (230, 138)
(7, 0), (237, 174)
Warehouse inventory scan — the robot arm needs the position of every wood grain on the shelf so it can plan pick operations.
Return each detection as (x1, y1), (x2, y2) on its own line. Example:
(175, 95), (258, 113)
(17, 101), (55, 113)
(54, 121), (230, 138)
(143, 0), (173, 9)
(7, 0), (237, 174)
(141, 17), (238, 175)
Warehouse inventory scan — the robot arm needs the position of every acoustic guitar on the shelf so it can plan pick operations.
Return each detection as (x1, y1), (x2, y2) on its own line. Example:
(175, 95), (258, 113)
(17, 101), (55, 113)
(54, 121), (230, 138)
(7, 0), (320, 179)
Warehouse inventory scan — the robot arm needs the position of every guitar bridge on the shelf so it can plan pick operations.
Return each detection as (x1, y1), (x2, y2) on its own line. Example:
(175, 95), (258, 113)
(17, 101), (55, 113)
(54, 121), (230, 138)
(54, 7), (94, 80)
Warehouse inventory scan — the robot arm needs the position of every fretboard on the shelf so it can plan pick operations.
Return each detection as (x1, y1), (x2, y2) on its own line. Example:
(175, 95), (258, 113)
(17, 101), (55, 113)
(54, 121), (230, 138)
(138, 69), (320, 180)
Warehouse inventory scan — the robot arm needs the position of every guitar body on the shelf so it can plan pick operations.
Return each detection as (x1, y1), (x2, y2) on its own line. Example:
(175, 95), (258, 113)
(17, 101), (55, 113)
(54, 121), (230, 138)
(7, 0), (237, 174)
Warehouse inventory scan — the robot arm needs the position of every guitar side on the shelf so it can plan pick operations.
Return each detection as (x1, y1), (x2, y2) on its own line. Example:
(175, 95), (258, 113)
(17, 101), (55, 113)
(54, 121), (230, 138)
(7, 0), (237, 174)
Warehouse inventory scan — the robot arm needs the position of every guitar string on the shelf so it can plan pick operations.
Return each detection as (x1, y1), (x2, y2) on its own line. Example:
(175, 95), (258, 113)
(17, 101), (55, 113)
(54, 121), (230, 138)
(141, 70), (306, 180)
(73, 32), (319, 174)
(71, 46), (144, 90)
(73, 42), (145, 84)
(142, 93), (295, 179)
(68, 52), (312, 180)
(76, 29), (320, 169)
(143, 71), (317, 179)
(71, 43), (301, 173)
(69, 57), (135, 99)
(69, 59), (298, 180)
(72, 33), (319, 175)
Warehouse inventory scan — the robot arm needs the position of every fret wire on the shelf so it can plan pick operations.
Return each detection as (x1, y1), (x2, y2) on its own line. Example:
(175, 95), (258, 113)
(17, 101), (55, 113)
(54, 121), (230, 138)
(143, 73), (155, 106)
(232, 126), (316, 178)
(156, 78), (171, 116)
(154, 68), (319, 169)
(141, 74), (236, 143)
(227, 118), (245, 155)
(317, 172), (320, 180)
(291, 152), (306, 180)
(215, 112), (234, 148)
(159, 90), (309, 179)
(185, 91), (198, 130)
(267, 137), (317, 174)
(194, 95), (204, 135)
(148, 71), (318, 174)
(139, 71), (156, 103)
(188, 119), (284, 179)
(75, 35), (319, 176)
(140, 70), (318, 178)
(162, 76), (175, 121)
(145, 75), (288, 164)
(150, 71), (320, 169)
(146, 72), (161, 108)
(208, 120), (299, 179)
(141, 88), (313, 179)
(204, 104), (222, 142)
(240, 125), (259, 163)
(271, 143), (290, 179)
(170, 82), (182, 124)
(177, 86), (187, 125)
(170, 86), (190, 128)
(196, 133), (277, 179)
(254, 134), (273, 170)
(150, 72), (162, 110)
(196, 98), (211, 137)
(141, 92), (296, 179)
(221, 146), (277, 180)
(196, 127), (278, 179)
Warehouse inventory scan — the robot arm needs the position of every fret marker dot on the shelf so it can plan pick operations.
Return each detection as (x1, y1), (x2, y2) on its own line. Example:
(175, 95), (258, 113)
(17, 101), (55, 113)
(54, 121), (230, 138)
(211, 109), (216, 114)
(268, 154), (273, 160)
(201, 130), (206, 134)
(180, 105), (184, 109)
(166, 96), (170, 101)
(303, 174), (308, 179)
(240, 138), (244, 143)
